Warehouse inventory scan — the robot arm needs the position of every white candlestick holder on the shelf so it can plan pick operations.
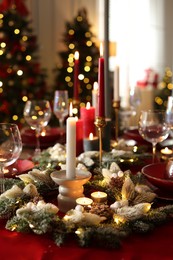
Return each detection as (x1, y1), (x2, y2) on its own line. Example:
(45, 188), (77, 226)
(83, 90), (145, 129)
(51, 170), (91, 213)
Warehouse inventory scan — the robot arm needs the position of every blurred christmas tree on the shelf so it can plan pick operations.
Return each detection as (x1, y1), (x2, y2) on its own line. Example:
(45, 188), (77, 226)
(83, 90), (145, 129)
(154, 67), (173, 110)
(53, 8), (99, 105)
(0, 0), (48, 127)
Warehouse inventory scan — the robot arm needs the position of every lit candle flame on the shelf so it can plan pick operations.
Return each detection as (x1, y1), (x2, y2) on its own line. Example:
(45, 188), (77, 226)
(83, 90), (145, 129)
(89, 132), (94, 140)
(86, 102), (91, 109)
(69, 102), (73, 117)
(100, 43), (103, 57)
(74, 51), (79, 60)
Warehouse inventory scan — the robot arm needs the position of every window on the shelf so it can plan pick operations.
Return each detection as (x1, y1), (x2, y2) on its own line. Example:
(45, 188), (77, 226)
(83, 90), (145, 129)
(99, 0), (152, 106)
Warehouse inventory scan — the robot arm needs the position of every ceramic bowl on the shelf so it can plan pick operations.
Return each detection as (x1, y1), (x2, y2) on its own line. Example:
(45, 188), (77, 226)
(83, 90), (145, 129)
(141, 162), (173, 192)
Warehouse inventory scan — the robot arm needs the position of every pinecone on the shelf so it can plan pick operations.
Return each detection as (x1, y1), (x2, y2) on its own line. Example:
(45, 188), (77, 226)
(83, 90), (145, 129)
(89, 203), (114, 221)
(32, 196), (42, 204)
(109, 176), (124, 190)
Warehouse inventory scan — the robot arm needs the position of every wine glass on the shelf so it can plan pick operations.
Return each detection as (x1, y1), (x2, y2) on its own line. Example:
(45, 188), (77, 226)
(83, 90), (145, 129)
(129, 86), (141, 127)
(53, 90), (69, 128)
(166, 96), (173, 132)
(138, 110), (170, 161)
(0, 123), (22, 193)
(119, 108), (134, 131)
(23, 100), (52, 158)
(130, 87), (141, 109)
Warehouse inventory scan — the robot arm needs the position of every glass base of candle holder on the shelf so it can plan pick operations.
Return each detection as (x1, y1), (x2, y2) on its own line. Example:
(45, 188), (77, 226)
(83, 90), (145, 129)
(51, 170), (91, 213)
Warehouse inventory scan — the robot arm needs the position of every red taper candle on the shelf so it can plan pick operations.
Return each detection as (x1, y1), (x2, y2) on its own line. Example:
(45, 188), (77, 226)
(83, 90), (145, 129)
(76, 117), (84, 156)
(97, 43), (105, 117)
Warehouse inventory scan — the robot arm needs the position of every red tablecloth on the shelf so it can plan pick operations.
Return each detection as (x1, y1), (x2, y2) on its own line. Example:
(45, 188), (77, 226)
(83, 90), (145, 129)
(2, 136), (173, 259)
(0, 219), (173, 260)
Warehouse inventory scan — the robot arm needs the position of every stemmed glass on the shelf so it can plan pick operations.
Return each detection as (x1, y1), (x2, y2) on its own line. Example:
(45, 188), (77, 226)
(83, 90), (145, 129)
(23, 100), (52, 158)
(130, 86), (141, 109)
(119, 108), (134, 131)
(138, 110), (170, 161)
(53, 90), (69, 128)
(0, 123), (22, 193)
(166, 96), (173, 133)
(130, 86), (141, 126)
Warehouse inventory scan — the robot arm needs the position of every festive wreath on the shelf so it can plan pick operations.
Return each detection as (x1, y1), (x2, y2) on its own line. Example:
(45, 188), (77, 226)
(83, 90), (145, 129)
(0, 143), (173, 249)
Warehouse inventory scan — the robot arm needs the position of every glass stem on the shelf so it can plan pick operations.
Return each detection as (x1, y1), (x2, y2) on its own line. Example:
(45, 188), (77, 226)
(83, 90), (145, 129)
(152, 143), (156, 163)
(0, 165), (5, 194)
(59, 119), (64, 128)
(35, 128), (41, 158)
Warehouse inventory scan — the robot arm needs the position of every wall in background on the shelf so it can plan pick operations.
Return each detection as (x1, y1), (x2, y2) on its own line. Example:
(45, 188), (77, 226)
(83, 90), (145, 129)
(108, 0), (173, 107)
(1, 0), (173, 99)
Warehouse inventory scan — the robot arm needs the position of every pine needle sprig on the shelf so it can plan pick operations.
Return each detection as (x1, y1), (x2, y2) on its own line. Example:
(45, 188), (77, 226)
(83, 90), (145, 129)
(0, 194), (31, 220)
(76, 225), (124, 249)
(6, 211), (60, 234)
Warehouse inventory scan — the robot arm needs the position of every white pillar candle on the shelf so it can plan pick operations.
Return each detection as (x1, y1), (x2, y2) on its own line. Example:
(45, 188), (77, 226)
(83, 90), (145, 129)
(66, 103), (76, 179)
(113, 65), (120, 101)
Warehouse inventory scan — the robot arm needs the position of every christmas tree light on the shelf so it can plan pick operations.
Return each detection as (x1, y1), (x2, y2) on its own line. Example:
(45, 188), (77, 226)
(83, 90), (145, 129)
(53, 8), (99, 105)
(0, 0), (48, 127)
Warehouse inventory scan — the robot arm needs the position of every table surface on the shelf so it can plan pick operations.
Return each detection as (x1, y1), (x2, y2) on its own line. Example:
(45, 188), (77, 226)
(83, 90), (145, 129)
(0, 219), (173, 260)
(2, 131), (173, 260)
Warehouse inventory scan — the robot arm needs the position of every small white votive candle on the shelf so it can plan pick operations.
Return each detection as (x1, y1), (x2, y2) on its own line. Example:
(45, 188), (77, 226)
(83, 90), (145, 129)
(76, 197), (93, 207)
(161, 147), (173, 155)
(91, 191), (107, 203)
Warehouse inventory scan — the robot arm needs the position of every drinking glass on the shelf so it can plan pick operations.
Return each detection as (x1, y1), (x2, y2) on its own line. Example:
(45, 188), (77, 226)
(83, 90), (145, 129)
(138, 110), (170, 161)
(0, 123), (22, 193)
(166, 96), (173, 132)
(119, 108), (134, 131)
(130, 86), (141, 126)
(23, 100), (52, 158)
(130, 86), (141, 110)
(53, 90), (69, 128)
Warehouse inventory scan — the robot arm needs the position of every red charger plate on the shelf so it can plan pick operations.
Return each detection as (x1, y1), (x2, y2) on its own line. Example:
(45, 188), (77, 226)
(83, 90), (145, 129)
(21, 127), (66, 148)
(6, 159), (34, 178)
